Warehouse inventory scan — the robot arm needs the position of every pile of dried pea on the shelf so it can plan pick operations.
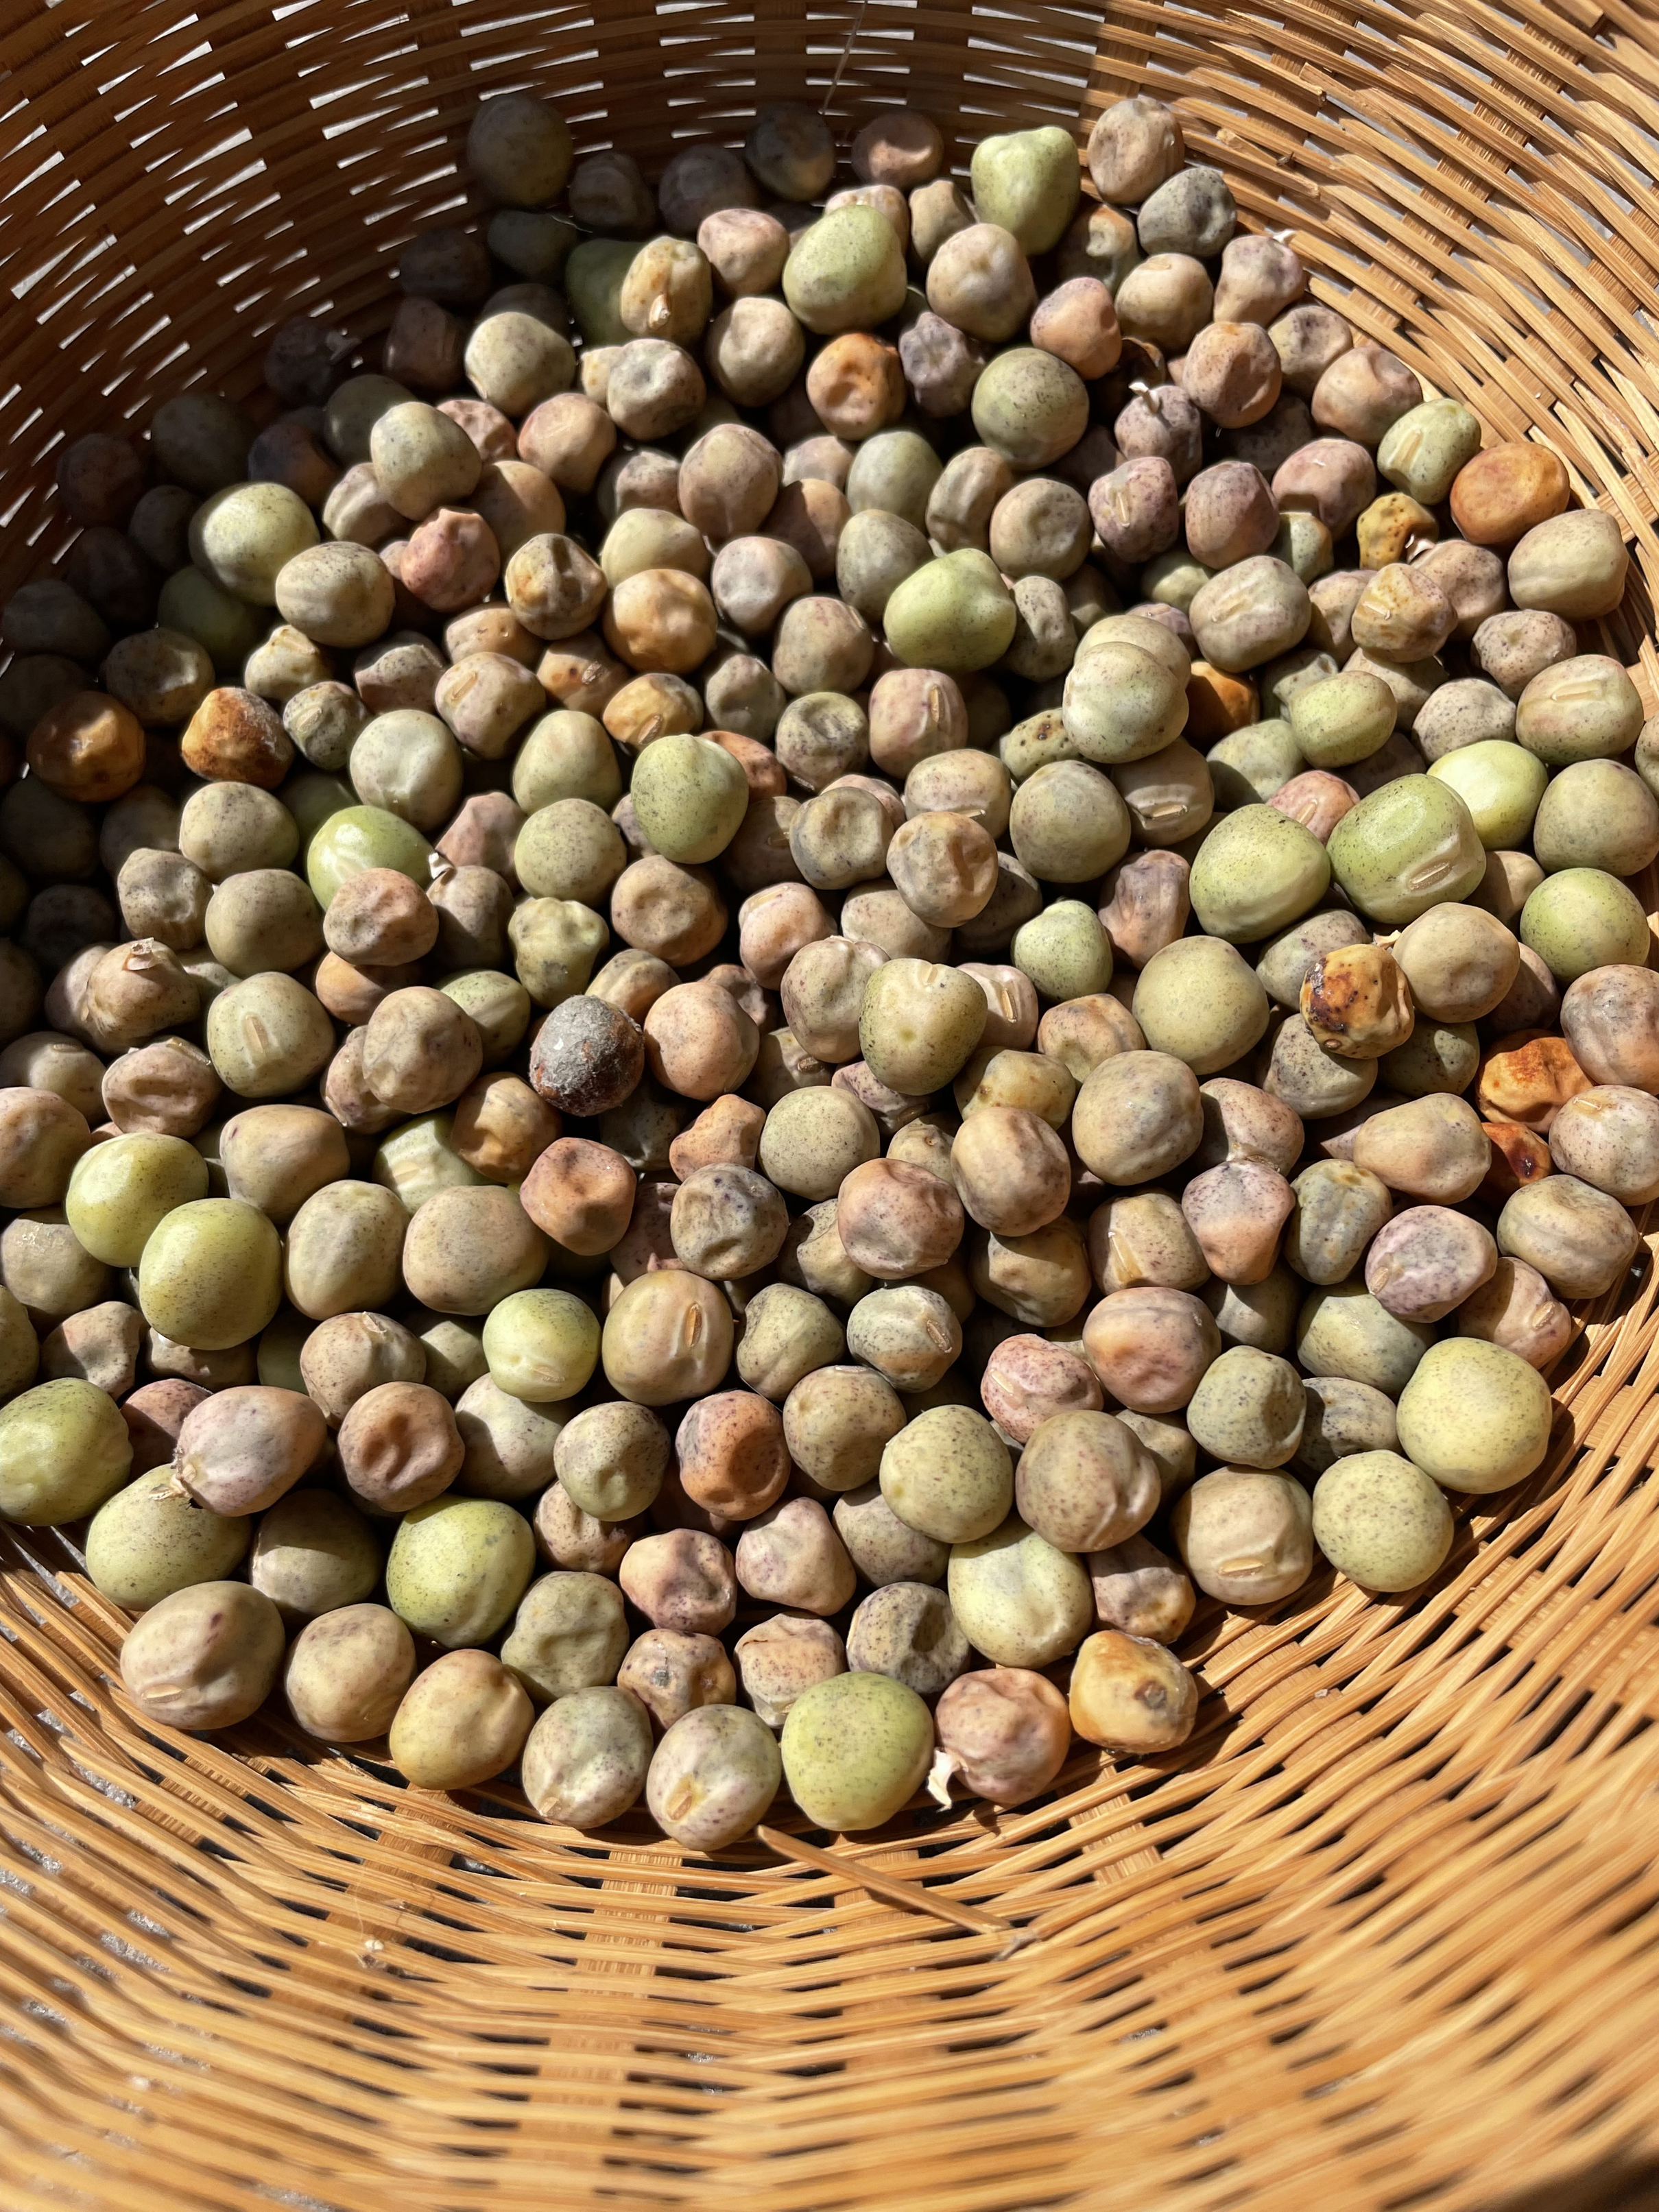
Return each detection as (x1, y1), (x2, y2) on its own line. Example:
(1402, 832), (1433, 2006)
(0, 85), (1651, 1847)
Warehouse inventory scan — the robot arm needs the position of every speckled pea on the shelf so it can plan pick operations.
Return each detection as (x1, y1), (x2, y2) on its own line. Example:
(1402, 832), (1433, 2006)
(879, 1403), (1012, 1542)
(647, 1703), (782, 1848)
(1311, 1450), (1454, 1589)
(1520, 867), (1651, 984)
(1394, 1336), (1553, 1493)
(136, 1198), (281, 1351)
(780, 1669), (933, 1830)
(86, 1466), (250, 1609)
(385, 1493), (538, 1646)
(1189, 803), (1330, 941)
(630, 734), (750, 863)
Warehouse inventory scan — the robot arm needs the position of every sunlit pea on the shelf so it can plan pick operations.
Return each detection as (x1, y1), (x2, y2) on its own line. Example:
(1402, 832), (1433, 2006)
(86, 1466), (250, 1609)
(305, 803), (434, 904)
(630, 734), (749, 863)
(1396, 1337), (1553, 1493)
(1520, 867), (1651, 984)
(65, 1131), (209, 1266)
(481, 1288), (601, 1404)
(779, 1670), (933, 1831)
(0, 1378), (132, 1525)
(1311, 1450), (1453, 1590)
(1427, 739), (1547, 850)
(1326, 775), (1486, 928)
(1188, 804), (1330, 942)
(137, 1197), (282, 1351)
(385, 1494), (538, 1647)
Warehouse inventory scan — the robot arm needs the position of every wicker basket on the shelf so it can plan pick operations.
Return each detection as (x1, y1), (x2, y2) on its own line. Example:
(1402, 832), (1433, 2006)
(5, 2), (1659, 2205)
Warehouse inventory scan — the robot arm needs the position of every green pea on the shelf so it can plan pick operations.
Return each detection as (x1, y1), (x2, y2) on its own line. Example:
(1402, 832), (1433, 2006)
(1427, 739), (1547, 849)
(137, 1198), (282, 1351)
(65, 1132), (210, 1267)
(86, 1466), (250, 1609)
(1326, 774), (1485, 927)
(0, 1378), (132, 1524)
(306, 804), (434, 904)
(385, 1495), (538, 1648)
(630, 734), (749, 863)
(780, 1669), (934, 1830)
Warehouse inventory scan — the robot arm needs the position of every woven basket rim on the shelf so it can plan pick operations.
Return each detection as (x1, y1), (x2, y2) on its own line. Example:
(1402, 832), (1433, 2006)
(5, 2), (1659, 2204)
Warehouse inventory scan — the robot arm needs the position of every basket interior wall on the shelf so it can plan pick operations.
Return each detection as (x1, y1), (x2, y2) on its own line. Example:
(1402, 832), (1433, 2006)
(4, 1), (1659, 2208)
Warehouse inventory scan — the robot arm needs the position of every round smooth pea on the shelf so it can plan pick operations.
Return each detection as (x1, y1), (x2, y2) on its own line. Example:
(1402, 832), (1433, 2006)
(1311, 1450), (1454, 1590)
(1394, 1338), (1553, 1493)
(779, 1669), (933, 1831)
(1520, 867), (1651, 983)
(481, 1288), (601, 1404)
(630, 734), (750, 863)
(385, 1494), (538, 1646)
(0, 1377), (132, 1524)
(879, 1404), (1012, 1543)
(1189, 804), (1330, 941)
(1427, 739), (1547, 849)
(946, 1515), (1093, 1668)
(64, 1131), (209, 1266)
(137, 1198), (281, 1351)
(1327, 774), (1486, 927)
(1132, 937), (1269, 1077)
(86, 1466), (250, 1609)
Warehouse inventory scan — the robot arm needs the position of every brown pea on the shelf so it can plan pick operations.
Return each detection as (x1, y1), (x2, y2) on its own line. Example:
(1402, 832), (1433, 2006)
(336, 1380), (464, 1512)
(1480, 1118), (1553, 1203)
(1364, 1205), (1497, 1322)
(1082, 1286), (1219, 1414)
(27, 691), (146, 804)
(1450, 443), (1571, 547)
(1269, 768), (1359, 843)
(1300, 941), (1414, 1060)
(733, 1614), (844, 1729)
(400, 508), (501, 610)
(669, 1094), (766, 1179)
(1183, 322), (1282, 428)
(669, 1162), (787, 1280)
(676, 1391), (791, 1522)
(1560, 965), (1659, 1091)
(1180, 1161), (1295, 1284)
(1475, 1029), (1591, 1131)
(1456, 1256), (1573, 1369)
(174, 1384), (326, 1515)
(180, 687), (292, 786)
(1069, 1628), (1197, 1752)
(1311, 343), (1421, 444)
(643, 981), (758, 1101)
(734, 1495), (856, 1615)
(1088, 1532), (1195, 1645)
(1350, 1093), (1491, 1202)
(949, 1107), (1070, 1240)
(534, 1480), (639, 1574)
(835, 1155), (966, 1278)
(619, 1628), (737, 1732)
(363, 986), (482, 1114)
(619, 1528), (737, 1634)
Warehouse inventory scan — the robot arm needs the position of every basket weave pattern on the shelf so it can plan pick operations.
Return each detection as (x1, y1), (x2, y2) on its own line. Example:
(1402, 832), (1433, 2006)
(4, 3), (1659, 2206)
